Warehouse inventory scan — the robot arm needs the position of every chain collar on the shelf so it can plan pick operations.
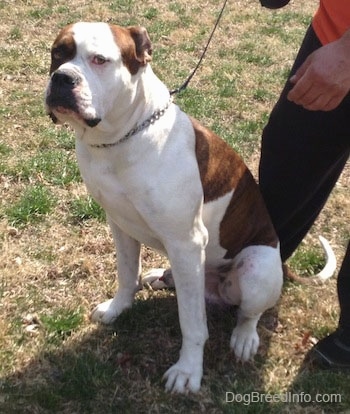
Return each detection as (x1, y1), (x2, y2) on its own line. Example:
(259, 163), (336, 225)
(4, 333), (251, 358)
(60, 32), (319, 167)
(90, 98), (173, 149)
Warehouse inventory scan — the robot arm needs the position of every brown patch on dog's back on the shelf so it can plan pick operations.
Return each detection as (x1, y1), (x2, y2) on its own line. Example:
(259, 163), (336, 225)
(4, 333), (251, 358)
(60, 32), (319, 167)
(191, 117), (278, 258)
(220, 166), (278, 258)
(192, 117), (246, 202)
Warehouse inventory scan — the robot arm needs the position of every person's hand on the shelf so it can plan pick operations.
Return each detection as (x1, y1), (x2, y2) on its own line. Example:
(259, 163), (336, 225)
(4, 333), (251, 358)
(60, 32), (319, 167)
(287, 32), (350, 111)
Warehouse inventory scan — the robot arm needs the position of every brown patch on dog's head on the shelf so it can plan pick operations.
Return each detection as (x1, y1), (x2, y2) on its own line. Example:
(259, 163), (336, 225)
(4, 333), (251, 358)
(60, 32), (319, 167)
(49, 24), (76, 75)
(110, 25), (152, 75)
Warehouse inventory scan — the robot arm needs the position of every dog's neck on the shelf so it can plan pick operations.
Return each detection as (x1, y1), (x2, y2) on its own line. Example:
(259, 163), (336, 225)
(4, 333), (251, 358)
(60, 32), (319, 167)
(89, 97), (173, 149)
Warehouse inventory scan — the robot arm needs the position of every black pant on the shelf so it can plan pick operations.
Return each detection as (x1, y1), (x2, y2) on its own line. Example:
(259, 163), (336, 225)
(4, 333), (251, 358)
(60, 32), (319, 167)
(259, 26), (350, 329)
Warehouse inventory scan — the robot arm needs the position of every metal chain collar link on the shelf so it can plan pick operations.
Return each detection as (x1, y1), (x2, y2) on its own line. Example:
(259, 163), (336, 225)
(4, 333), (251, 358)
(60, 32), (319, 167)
(90, 98), (172, 149)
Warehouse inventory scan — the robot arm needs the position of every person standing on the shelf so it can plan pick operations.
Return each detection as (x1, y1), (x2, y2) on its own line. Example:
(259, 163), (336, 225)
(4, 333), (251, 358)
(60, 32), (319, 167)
(259, 0), (350, 367)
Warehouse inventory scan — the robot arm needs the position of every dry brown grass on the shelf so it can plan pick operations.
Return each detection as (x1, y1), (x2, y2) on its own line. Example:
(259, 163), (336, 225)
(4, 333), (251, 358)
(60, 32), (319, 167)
(0, 0), (349, 412)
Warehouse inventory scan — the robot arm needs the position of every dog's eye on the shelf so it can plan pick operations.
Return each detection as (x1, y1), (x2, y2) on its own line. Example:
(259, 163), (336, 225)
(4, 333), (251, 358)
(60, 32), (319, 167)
(92, 55), (108, 65)
(52, 47), (64, 62)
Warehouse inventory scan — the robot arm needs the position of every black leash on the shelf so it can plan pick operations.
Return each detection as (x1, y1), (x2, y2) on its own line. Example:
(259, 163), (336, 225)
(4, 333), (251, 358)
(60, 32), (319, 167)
(169, 0), (229, 95)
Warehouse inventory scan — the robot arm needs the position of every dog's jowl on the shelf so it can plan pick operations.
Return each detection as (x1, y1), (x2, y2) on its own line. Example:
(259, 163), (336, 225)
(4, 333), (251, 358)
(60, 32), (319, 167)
(46, 22), (283, 394)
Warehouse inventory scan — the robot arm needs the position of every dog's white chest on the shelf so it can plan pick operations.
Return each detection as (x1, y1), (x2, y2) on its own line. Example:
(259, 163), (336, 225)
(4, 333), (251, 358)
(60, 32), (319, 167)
(76, 143), (168, 251)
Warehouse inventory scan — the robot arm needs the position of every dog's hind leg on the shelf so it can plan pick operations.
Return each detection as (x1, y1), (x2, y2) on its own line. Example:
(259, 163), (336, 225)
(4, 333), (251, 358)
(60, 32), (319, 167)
(220, 245), (283, 361)
(91, 217), (142, 324)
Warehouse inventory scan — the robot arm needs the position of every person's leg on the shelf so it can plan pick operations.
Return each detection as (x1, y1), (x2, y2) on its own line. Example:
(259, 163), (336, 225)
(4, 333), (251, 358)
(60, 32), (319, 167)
(312, 242), (350, 368)
(338, 242), (350, 333)
(259, 26), (350, 261)
(259, 25), (350, 367)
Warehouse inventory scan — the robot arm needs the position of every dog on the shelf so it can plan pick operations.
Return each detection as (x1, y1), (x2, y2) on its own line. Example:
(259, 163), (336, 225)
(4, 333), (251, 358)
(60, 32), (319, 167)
(45, 22), (284, 393)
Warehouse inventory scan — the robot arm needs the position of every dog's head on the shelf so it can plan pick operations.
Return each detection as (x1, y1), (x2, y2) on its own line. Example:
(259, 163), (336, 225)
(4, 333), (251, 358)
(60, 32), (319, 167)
(45, 22), (152, 128)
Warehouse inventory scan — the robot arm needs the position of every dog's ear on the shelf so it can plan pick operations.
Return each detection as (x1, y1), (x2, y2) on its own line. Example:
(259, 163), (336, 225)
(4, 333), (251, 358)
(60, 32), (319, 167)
(111, 25), (152, 75)
(128, 26), (153, 66)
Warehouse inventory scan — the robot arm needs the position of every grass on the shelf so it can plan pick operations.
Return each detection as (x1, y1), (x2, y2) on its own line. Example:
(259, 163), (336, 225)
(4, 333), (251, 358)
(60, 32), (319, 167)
(41, 307), (85, 342)
(70, 196), (105, 224)
(5, 184), (56, 227)
(0, 0), (349, 412)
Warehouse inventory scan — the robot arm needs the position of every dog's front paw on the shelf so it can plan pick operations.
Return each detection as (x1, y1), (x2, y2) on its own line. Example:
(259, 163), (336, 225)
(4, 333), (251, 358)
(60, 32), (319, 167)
(163, 361), (202, 394)
(230, 326), (259, 362)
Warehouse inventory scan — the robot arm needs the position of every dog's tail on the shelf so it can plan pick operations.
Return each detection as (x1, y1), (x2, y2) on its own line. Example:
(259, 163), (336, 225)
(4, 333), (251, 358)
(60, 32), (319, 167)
(283, 235), (337, 284)
(315, 235), (337, 281)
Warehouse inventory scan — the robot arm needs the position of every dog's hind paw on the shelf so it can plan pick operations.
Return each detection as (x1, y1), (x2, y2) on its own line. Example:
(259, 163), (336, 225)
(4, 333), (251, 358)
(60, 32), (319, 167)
(90, 299), (119, 324)
(90, 294), (133, 324)
(142, 268), (175, 290)
(230, 326), (259, 362)
(163, 362), (202, 394)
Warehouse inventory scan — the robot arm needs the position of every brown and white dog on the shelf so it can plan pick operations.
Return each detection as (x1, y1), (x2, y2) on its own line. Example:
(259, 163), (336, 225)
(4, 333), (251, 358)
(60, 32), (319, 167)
(45, 22), (284, 393)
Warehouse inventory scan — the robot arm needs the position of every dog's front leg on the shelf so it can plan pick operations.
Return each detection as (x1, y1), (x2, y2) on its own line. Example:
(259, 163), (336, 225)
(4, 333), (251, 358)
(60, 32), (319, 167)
(163, 225), (209, 394)
(91, 217), (141, 324)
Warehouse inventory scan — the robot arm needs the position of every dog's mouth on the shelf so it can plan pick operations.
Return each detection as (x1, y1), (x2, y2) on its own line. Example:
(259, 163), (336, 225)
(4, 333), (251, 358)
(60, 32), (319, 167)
(46, 90), (102, 128)
(46, 70), (101, 128)
(47, 105), (101, 128)
(47, 105), (100, 129)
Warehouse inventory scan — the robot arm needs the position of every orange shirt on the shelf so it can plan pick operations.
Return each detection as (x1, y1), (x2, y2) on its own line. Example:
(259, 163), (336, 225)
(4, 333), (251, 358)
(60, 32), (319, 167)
(312, 0), (350, 45)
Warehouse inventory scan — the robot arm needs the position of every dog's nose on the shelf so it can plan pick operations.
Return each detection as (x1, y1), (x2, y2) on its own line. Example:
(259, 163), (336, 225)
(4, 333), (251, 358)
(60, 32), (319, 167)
(51, 70), (81, 87)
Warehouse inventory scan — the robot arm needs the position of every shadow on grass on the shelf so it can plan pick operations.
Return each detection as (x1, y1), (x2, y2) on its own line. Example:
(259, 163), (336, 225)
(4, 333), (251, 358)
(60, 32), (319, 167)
(0, 293), (280, 413)
(271, 347), (350, 413)
(2, 292), (348, 413)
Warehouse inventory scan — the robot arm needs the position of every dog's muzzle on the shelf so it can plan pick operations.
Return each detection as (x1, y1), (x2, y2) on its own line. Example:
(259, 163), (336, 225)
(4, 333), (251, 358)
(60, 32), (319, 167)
(51, 69), (81, 88)
(46, 69), (101, 127)
(46, 69), (81, 110)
